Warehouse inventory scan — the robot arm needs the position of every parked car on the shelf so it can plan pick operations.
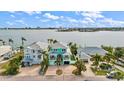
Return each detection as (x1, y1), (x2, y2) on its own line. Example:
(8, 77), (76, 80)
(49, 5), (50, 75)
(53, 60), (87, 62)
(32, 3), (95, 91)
(106, 71), (123, 80)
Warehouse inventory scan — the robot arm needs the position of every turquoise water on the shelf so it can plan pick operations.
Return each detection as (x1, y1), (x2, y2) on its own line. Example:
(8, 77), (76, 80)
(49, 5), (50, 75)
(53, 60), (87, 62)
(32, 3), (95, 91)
(0, 29), (124, 48)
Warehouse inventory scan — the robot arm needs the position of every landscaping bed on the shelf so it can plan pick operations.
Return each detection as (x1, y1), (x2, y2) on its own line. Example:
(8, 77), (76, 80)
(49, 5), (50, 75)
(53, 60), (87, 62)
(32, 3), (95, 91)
(91, 67), (110, 75)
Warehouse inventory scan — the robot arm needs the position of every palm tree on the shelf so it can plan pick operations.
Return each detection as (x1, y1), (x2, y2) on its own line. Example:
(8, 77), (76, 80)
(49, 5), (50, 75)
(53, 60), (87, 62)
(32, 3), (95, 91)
(55, 54), (63, 75)
(8, 38), (13, 45)
(2, 41), (6, 45)
(101, 45), (114, 54)
(73, 58), (86, 75)
(47, 38), (54, 46)
(68, 42), (72, 47)
(21, 37), (27, 50)
(0, 39), (3, 45)
(69, 43), (78, 56)
(53, 39), (58, 44)
(114, 48), (124, 59)
(92, 54), (102, 66)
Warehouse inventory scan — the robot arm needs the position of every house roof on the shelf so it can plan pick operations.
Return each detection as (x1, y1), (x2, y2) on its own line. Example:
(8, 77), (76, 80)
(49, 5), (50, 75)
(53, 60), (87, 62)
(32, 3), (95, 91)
(0, 45), (12, 56)
(78, 47), (107, 56)
(28, 41), (48, 50)
(50, 42), (67, 49)
(79, 52), (91, 59)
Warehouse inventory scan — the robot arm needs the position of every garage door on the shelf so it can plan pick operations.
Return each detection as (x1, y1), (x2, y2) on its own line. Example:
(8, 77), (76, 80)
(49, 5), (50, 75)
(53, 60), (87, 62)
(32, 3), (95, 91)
(64, 61), (70, 64)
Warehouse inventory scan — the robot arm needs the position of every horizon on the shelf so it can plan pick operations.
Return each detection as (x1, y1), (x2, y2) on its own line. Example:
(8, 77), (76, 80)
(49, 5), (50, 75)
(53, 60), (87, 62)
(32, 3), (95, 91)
(0, 11), (124, 28)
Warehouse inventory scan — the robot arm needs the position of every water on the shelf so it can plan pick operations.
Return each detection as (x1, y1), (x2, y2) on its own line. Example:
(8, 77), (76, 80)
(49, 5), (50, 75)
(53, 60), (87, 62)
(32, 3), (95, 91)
(0, 29), (124, 48)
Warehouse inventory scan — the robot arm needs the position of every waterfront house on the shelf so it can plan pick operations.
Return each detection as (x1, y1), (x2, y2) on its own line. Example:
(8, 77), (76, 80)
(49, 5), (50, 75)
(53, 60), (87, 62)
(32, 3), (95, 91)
(22, 41), (48, 66)
(0, 45), (12, 57)
(77, 51), (91, 63)
(78, 47), (107, 56)
(0, 45), (14, 60)
(77, 47), (107, 62)
(48, 42), (74, 65)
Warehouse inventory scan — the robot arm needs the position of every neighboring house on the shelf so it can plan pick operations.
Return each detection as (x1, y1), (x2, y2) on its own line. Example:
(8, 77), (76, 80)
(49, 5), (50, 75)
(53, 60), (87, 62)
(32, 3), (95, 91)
(77, 51), (91, 63)
(115, 58), (124, 66)
(3, 51), (14, 60)
(48, 42), (74, 65)
(0, 45), (13, 59)
(78, 47), (107, 56)
(22, 41), (48, 66)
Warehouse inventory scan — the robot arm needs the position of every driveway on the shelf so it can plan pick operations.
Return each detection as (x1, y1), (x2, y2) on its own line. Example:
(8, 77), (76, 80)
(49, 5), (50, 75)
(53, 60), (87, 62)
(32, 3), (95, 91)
(114, 64), (124, 72)
(82, 63), (112, 81)
(45, 65), (76, 75)
(16, 65), (41, 77)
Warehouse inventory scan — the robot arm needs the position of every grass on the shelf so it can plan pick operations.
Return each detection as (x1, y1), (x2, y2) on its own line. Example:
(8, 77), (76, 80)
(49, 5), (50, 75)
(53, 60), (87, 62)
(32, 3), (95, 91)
(91, 67), (110, 75)
(0, 52), (23, 75)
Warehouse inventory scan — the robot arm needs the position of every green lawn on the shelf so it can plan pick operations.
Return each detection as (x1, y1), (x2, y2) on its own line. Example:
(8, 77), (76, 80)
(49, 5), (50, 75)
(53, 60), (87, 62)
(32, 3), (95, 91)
(91, 67), (110, 75)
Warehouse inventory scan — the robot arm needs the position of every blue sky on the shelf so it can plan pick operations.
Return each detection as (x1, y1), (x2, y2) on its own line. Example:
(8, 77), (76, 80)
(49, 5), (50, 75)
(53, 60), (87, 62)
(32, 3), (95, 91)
(0, 11), (124, 28)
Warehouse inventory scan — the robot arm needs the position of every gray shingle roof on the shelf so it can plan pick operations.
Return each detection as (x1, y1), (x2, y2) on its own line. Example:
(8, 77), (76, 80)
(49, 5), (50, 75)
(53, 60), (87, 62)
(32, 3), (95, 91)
(28, 41), (48, 50)
(50, 42), (67, 49)
(79, 52), (91, 59)
(78, 47), (107, 56)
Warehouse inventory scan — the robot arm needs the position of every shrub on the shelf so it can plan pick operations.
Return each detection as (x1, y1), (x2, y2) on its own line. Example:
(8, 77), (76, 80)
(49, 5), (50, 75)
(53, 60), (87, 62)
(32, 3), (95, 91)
(72, 69), (80, 75)
(4, 55), (22, 75)
(56, 69), (63, 75)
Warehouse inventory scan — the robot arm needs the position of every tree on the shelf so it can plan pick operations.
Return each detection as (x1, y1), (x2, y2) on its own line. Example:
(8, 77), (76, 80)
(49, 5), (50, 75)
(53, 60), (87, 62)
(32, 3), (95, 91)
(0, 39), (3, 45)
(68, 42), (72, 47)
(2, 41), (6, 45)
(53, 39), (58, 44)
(55, 54), (63, 75)
(68, 42), (78, 56)
(21, 37), (27, 50)
(47, 38), (53, 45)
(92, 54), (102, 66)
(73, 58), (86, 75)
(101, 45), (114, 54)
(114, 48), (124, 59)
(8, 38), (13, 45)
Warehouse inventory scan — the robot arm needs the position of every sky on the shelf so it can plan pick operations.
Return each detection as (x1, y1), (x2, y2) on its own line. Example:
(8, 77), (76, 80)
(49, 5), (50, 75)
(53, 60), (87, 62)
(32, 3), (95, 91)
(0, 11), (124, 28)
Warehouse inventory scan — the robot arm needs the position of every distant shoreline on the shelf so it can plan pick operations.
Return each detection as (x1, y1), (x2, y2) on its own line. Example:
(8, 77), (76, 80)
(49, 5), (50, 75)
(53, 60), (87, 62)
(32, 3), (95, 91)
(1, 27), (124, 32)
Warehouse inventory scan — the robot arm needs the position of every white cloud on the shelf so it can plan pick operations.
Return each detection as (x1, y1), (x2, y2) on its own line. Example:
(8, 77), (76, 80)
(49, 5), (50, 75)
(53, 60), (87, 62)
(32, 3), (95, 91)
(40, 19), (50, 22)
(6, 21), (13, 25)
(81, 11), (104, 19)
(15, 19), (27, 26)
(99, 18), (124, 27)
(43, 13), (61, 20)
(35, 16), (40, 19)
(24, 11), (42, 15)
(83, 17), (95, 23)
(10, 14), (15, 18)
(66, 17), (78, 23)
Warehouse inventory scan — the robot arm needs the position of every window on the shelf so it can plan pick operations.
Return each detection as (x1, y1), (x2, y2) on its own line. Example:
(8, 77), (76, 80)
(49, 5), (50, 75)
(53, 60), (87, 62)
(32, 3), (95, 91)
(54, 49), (57, 52)
(38, 55), (41, 59)
(33, 55), (35, 58)
(38, 50), (41, 53)
(50, 55), (55, 60)
(62, 49), (66, 52)
(32, 50), (35, 53)
(64, 55), (69, 60)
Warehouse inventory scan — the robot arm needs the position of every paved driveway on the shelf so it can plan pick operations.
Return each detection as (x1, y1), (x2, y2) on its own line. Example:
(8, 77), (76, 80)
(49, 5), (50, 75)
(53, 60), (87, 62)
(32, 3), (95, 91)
(45, 65), (76, 75)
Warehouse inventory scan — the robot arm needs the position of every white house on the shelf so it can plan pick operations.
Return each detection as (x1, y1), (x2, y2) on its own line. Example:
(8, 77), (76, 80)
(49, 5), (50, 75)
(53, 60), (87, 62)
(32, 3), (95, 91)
(22, 41), (48, 66)
(0, 45), (14, 60)
(0, 45), (12, 57)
